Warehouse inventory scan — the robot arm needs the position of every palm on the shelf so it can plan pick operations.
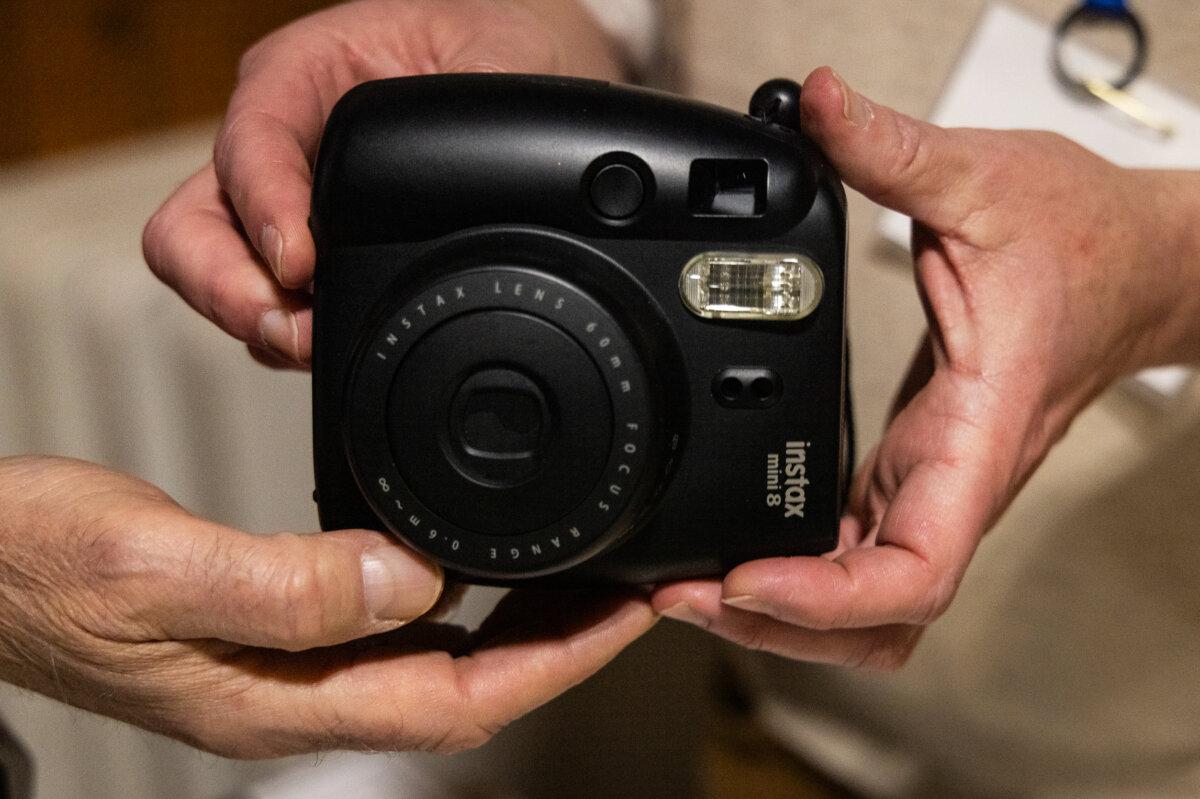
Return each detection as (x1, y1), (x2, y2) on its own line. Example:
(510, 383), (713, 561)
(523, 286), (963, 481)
(841, 228), (1008, 553)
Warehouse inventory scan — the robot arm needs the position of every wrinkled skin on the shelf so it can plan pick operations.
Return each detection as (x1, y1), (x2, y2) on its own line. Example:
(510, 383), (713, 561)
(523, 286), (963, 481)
(0, 456), (654, 757)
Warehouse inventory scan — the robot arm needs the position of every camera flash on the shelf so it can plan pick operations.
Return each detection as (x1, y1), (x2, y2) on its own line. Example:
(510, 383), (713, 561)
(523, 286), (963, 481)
(679, 252), (824, 321)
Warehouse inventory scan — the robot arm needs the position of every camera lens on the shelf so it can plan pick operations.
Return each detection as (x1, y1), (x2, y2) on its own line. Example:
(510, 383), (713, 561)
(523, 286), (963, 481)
(343, 245), (684, 579)
(387, 309), (612, 536)
(448, 366), (549, 486)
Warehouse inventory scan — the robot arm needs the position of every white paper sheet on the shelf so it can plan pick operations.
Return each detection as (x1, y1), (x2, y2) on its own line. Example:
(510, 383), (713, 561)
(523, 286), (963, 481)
(877, 3), (1199, 402)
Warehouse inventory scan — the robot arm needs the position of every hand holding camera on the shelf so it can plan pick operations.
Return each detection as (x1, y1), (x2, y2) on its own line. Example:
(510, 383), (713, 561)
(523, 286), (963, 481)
(143, 0), (626, 367)
(0, 456), (654, 757)
(653, 69), (1200, 669)
(74, 0), (663, 757)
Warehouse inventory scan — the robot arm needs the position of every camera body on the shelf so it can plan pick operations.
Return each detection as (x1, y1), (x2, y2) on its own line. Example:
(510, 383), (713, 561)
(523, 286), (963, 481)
(311, 74), (848, 585)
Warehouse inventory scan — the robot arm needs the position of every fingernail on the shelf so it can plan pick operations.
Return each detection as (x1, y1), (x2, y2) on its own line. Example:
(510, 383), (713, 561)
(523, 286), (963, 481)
(830, 70), (873, 128)
(259, 308), (298, 361)
(361, 546), (444, 623)
(260, 224), (285, 282)
(659, 602), (710, 629)
(721, 595), (774, 615)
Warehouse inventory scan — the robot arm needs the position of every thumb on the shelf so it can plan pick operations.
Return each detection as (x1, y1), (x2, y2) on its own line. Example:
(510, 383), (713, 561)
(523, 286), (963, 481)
(149, 523), (443, 651)
(800, 66), (982, 233)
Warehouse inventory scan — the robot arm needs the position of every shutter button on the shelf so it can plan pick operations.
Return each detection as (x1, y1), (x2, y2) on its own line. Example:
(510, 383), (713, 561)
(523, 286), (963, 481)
(589, 163), (644, 219)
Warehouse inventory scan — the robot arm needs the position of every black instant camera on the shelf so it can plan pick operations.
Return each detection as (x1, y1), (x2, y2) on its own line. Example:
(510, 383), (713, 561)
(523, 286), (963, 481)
(311, 74), (849, 584)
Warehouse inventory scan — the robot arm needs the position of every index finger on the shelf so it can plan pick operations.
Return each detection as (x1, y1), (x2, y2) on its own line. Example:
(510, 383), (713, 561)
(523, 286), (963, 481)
(213, 29), (352, 291)
(233, 592), (656, 755)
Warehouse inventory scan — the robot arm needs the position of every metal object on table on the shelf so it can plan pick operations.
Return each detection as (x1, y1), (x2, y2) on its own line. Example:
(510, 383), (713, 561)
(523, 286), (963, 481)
(1051, 0), (1175, 137)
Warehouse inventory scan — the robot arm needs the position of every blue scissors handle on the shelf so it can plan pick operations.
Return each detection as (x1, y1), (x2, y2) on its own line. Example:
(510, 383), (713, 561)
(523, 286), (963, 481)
(1052, 0), (1147, 91)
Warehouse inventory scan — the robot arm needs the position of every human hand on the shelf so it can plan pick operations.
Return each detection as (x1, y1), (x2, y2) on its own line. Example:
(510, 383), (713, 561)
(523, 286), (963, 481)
(653, 67), (1200, 669)
(0, 456), (654, 756)
(143, 0), (625, 368)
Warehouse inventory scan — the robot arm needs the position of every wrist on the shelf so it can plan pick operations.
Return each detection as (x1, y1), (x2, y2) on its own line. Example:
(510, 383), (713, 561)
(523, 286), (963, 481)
(1131, 169), (1200, 368)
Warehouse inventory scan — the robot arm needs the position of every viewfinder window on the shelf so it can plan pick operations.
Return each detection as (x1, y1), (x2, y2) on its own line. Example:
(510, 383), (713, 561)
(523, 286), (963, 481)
(689, 159), (768, 217)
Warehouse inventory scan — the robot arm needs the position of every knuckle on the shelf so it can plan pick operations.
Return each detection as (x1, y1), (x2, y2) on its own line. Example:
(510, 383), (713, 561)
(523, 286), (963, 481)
(890, 113), (930, 181)
(60, 472), (174, 581)
(458, 723), (499, 752)
(424, 666), (507, 753)
(73, 503), (174, 589)
(351, 700), (501, 754)
(423, 722), (497, 754)
(277, 557), (324, 610)
(261, 551), (332, 649)
(79, 524), (153, 585)
(70, 525), (157, 634)
(916, 573), (959, 626)
(142, 206), (176, 278)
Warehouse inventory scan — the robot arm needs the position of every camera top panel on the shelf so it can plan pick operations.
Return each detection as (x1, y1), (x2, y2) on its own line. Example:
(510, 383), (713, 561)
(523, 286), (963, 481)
(310, 73), (842, 246)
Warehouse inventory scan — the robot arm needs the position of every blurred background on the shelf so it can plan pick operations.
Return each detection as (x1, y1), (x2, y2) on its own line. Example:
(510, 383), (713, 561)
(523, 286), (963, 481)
(2, 1), (1200, 798)
(0, 1), (331, 164)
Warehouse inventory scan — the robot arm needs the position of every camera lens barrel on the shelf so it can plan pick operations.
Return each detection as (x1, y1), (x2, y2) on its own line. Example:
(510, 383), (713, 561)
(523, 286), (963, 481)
(345, 264), (669, 578)
(389, 309), (613, 534)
